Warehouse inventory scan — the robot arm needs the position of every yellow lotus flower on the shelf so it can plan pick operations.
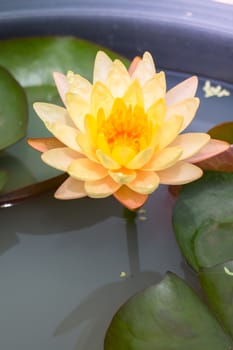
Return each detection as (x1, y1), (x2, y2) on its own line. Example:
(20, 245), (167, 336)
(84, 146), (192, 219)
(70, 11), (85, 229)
(29, 51), (229, 210)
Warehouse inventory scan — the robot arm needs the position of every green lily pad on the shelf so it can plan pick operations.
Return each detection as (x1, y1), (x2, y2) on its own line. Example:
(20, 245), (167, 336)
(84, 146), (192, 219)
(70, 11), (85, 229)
(0, 37), (128, 87)
(199, 260), (233, 338)
(172, 172), (233, 271)
(0, 37), (129, 206)
(0, 66), (28, 150)
(104, 273), (231, 350)
(195, 220), (233, 269)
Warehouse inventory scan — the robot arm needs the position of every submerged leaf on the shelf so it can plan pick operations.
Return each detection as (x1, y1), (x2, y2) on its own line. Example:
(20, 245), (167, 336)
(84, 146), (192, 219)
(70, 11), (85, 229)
(0, 171), (7, 191)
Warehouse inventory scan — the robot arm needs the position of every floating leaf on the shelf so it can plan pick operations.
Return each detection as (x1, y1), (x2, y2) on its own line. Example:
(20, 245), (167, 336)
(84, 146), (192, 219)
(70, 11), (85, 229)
(104, 273), (231, 350)
(199, 260), (233, 338)
(0, 66), (28, 150)
(195, 220), (233, 269)
(172, 172), (233, 271)
(0, 37), (129, 206)
(0, 37), (128, 87)
(208, 122), (233, 144)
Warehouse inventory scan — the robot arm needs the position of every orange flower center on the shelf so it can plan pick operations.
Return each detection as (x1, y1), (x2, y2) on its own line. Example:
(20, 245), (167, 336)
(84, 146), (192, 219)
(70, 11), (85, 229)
(98, 99), (152, 153)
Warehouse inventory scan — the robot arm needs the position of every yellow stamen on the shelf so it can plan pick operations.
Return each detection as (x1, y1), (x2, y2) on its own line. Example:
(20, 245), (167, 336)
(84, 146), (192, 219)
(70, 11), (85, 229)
(98, 98), (153, 154)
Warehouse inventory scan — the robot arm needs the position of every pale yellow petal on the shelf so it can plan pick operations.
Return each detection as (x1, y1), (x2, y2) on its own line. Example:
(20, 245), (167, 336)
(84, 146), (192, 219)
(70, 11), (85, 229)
(91, 82), (114, 116)
(143, 72), (166, 110)
(33, 102), (74, 127)
(112, 146), (136, 166)
(108, 168), (136, 184)
(170, 133), (210, 160)
(55, 176), (87, 199)
(106, 60), (130, 97)
(65, 92), (90, 132)
(157, 161), (203, 185)
(187, 139), (230, 163)
(166, 76), (198, 107)
(158, 116), (183, 150)
(77, 133), (98, 162)
(126, 147), (154, 169)
(93, 51), (113, 83)
(143, 147), (182, 171)
(68, 158), (108, 181)
(123, 80), (144, 107)
(132, 52), (156, 85)
(66, 71), (92, 101)
(53, 72), (69, 106)
(127, 147), (154, 169)
(165, 97), (200, 132)
(96, 149), (120, 170)
(42, 147), (82, 171)
(127, 170), (160, 194)
(147, 98), (166, 126)
(113, 186), (148, 210)
(85, 176), (121, 198)
(45, 122), (82, 153)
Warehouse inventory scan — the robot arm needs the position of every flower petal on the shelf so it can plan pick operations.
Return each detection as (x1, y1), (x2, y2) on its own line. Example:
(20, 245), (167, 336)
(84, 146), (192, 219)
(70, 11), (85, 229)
(106, 59), (130, 97)
(123, 79), (144, 108)
(46, 122), (82, 153)
(128, 170), (160, 194)
(195, 144), (233, 172)
(96, 149), (120, 170)
(157, 161), (203, 185)
(165, 97), (200, 132)
(147, 98), (166, 127)
(127, 147), (154, 169)
(113, 186), (148, 210)
(85, 176), (121, 198)
(42, 147), (82, 171)
(53, 72), (69, 106)
(132, 52), (156, 85)
(187, 138), (230, 163)
(65, 92), (90, 132)
(68, 158), (108, 181)
(33, 102), (74, 127)
(143, 72), (166, 110)
(91, 81), (114, 116)
(76, 133), (98, 162)
(66, 71), (92, 101)
(27, 137), (65, 153)
(165, 76), (198, 106)
(158, 116), (184, 150)
(128, 56), (141, 76)
(143, 147), (182, 171)
(108, 168), (136, 184)
(93, 51), (113, 83)
(55, 176), (87, 199)
(170, 133), (210, 160)
(112, 146), (136, 166)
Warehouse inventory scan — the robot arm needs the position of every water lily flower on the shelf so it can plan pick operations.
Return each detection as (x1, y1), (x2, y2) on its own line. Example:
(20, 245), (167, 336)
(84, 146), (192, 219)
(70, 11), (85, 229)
(29, 51), (229, 210)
